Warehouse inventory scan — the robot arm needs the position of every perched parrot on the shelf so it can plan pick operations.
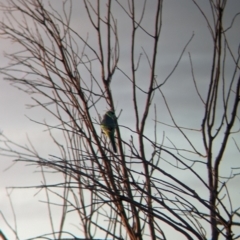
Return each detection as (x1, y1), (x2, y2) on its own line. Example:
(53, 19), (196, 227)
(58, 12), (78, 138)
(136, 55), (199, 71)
(100, 110), (117, 153)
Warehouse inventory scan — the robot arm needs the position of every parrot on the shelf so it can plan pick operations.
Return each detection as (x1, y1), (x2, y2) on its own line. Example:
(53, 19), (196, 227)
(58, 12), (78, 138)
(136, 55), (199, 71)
(100, 110), (117, 153)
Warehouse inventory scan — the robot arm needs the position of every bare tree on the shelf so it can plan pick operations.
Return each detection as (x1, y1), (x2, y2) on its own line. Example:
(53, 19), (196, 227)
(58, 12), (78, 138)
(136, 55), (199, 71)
(0, 0), (239, 240)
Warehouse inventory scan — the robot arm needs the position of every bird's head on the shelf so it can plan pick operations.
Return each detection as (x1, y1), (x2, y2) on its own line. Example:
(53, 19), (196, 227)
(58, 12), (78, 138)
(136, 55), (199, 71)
(106, 110), (116, 119)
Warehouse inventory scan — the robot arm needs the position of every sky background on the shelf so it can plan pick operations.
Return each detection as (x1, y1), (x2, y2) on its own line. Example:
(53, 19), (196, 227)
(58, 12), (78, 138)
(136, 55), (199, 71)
(0, 0), (240, 239)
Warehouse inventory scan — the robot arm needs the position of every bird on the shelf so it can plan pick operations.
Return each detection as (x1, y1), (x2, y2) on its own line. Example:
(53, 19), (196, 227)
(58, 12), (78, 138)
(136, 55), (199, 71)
(100, 110), (117, 153)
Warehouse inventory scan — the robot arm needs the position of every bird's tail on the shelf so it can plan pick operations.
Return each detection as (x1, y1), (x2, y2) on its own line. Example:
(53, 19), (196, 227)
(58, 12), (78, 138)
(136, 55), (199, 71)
(110, 134), (117, 153)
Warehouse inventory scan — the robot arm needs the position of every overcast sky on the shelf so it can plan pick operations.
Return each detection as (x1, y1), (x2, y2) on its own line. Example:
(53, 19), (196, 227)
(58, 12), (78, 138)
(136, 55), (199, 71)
(0, 0), (240, 239)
